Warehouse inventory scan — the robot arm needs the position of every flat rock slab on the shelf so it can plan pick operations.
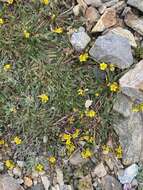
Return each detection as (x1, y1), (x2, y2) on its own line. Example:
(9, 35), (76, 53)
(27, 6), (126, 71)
(127, 0), (143, 13)
(89, 32), (133, 69)
(125, 12), (143, 36)
(119, 60), (143, 101)
(0, 175), (24, 190)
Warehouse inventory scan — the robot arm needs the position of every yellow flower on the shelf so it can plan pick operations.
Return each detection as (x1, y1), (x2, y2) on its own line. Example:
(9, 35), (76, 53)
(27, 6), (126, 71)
(115, 145), (123, 159)
(0, 18), (4, 25)
(38, 94), (49, 103)
(10, 106), (17, 113)
(139, 103), (143, 111)
(23, 30), (30, 39)
(61, 133), (71, 141)
(0, 139), (5, 145)
(100, 62), (108, 71)
(79, 53), (89, 62)
(72, 129), (80, 139)
(85, 110), (96, 118)
(132, 106), (140, 112)
(41, 0), (49, 5)
(95, 93), (99, 97)
(53, 27), (63, 34)
(66, 143), (76, 154)
(109, 82), (119, 92)
(68, 116), (75, 124)
(80, 136), (94, 143)
(4, 64), (12, 71)
(48, 156), (56, 164)
(81, 148), (92, 159)
(35, 164), (44, 172)
(102, 145), (111, 154)
(5, 160), (15, 170)
(109, 64), (115, 72)
(7, 0), (13, 4)
(13, 136), (22, 145)
(77, 89), (85, 96)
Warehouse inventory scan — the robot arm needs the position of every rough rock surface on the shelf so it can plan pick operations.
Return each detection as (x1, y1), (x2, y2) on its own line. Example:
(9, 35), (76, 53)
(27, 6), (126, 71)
(125, 11), (143, 36)
(119, 60), (143, 101)
(92, 8), (116, 32)
(84, 0), (102, 8)
(113, 61), (143, 164)
(110, 27), (137, 47)
(101, 175), (122, 190)
(70, 27), (91, 52)
(85, 6), (100, 24)
(0, 175), (24, 190)
(127, 0), (143, 13)
(89, 32), (133, 69)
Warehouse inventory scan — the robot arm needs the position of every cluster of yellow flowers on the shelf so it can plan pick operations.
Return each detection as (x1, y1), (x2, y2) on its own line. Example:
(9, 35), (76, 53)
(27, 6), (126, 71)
(81, 148), (92, 159)
(102, 144), (123, 159)
(100, 62), (115, 72)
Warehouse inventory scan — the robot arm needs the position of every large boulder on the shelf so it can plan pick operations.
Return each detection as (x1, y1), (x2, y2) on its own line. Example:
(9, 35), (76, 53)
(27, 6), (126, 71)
(0, 175), (24, 190)
(89, 32), (133, 69)
(113, 60), (143, 165)
(127, 0), (143, 13)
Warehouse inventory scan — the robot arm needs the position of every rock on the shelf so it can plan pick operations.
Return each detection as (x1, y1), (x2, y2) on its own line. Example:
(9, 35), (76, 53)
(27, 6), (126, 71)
(24, 176), (33, 187)
(0, 175), (24, 190)
(56, 168), (64, 186)
(113, 93), (132, 118)
(127, 0), (143, 13)
(125, 11), (143, 36)
(85, 6), (100, 24)
(92, 8), (117, 32)
(69, 150), (88, 166)
(98, 4), (107, 14)
(92, 163), (107, 178)
(118, 164), (139, 184)
(30, 184), (44, 190)
(70, 27), (91, 52)
(84, 0), (102, 8)
(17, 161), (25, 168)
(89, 32), (133, 69)
(41, 175), (50, 190)
(113, 93), (143, 164)
(73, 4), (80, 16)
(78, 175), (93, 190)
(0, 162), (4, 171)
(119, 60), (143, 101)
(101, 175), (122, 190)
(110, 27), (137, 47)
(104, 0), (119, 8)
(13, 167), (22, 177)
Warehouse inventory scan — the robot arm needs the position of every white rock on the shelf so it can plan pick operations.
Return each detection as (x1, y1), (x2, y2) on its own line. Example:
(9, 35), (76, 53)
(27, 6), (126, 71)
(85, 100), (93, 109)
(73, 4), (80, 16)
(93, 163), (107, 178)
(17, 161), (25, 168)
(41, 175), (50, 190)
(56, 168), (64, 186)
(118, 164), (139, 184)
(70, 27), (91, 51)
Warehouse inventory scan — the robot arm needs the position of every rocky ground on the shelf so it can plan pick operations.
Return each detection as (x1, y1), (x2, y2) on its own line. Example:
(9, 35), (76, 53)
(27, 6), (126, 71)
(0, 0), (143, 189)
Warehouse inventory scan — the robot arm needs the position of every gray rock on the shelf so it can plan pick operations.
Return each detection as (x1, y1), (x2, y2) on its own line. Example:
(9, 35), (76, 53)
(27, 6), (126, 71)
(0, 162), (4, 171)
(92, 163), (107, 178)
(70, 27), (91, 52)
(113, 93), (143, 165)
(30, 184), (44, 190)
(119, 60), (143, 101)
(110, 27), (137, 47)
(69, 150), (88, 166)
(104, 0), (119, 8)
(0, 175), (24, 190)
(127, 0), (143, 13)
(125, 12), (143, 36)
(101, 175), (122, 190)
(84, 0), (103, 8)
(89, 32), (133, 69)
(113, 93), (132, 118)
